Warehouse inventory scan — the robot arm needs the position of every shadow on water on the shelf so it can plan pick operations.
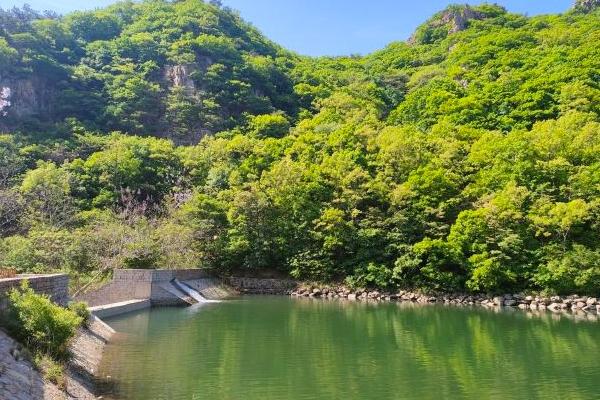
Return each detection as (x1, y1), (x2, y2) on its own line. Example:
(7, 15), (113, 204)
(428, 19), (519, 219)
(98, 297), (600, 400)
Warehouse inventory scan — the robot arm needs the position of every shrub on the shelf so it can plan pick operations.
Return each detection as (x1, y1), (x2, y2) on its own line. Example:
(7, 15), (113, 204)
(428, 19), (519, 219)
(68, 301), (91, 322)
(37, 354), (66, 389)
(5, 281), (83, 360)
(345, 263), (394, 289)
(533, 245), (600, 295)
(0, 229), (78, 273)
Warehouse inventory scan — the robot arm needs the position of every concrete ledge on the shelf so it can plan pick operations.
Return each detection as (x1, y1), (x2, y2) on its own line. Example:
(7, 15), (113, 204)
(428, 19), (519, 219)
(89, 299), (151, 319)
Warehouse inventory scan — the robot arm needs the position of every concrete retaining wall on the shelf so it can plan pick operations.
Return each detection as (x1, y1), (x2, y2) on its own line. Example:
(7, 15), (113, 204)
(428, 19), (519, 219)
(78, 269), (211, 307)
(0, 274), (69, 308)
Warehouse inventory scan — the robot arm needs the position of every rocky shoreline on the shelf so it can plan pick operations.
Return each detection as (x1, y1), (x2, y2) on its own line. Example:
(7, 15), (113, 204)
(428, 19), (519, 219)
(228, 277), (600, 317)
(291, 285), (600, 315)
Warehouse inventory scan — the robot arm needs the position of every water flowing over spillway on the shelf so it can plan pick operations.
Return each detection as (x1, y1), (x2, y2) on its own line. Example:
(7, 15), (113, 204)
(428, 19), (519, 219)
(170, 278), (208, 303)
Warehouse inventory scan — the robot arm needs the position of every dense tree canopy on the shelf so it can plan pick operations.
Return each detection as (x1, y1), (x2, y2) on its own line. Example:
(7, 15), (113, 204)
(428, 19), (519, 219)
(1, 1), (599, 295)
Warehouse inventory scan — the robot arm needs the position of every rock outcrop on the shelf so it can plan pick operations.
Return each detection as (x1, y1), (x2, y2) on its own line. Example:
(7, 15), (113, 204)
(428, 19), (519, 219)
(0, 75), (57, 130)
(410, 5), (506, 45)
(573, 0), (600, 12)
(164, 64), (198, 96)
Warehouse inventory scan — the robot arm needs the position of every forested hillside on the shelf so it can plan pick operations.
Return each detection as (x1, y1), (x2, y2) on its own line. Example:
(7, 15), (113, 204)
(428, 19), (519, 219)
(1, 0), (600, 295)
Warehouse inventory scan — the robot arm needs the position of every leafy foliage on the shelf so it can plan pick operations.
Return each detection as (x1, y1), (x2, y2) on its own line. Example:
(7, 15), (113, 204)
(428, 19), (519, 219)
(3, 282), (83, 359)
(1, 1), (599, 295)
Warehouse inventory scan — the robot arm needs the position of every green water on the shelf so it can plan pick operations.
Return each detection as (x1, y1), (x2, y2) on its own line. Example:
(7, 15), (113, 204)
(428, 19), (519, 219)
(100, 297), (600, 400)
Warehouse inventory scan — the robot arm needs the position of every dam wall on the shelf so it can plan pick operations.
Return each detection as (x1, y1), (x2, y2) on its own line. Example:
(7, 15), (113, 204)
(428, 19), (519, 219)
(77, 269), (220, 307)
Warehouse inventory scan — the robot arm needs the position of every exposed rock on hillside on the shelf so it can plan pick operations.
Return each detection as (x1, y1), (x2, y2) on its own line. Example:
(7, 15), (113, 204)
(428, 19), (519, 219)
(573, 0), (600, 12)
(410, 4), (506, 44)
(0, 1), (297, 142)
(0, 76), (56, 130)
(165, 64), (198, 95)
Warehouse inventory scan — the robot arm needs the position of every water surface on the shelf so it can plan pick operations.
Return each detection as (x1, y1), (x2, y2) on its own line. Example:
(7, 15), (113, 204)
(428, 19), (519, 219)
(100, 297), (600, 400)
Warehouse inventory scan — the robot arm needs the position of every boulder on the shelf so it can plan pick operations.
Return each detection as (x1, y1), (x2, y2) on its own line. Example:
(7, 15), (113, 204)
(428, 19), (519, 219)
(574, 301), (587, 309)
(548, 303), (564, 312)
(347, 293), (357, 300)
(586, 298), (597, 306)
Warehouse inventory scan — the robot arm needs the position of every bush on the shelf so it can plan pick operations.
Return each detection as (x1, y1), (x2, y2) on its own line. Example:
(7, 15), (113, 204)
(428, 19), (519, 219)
(345, 263), (394, 289)
(5, 281), (83, 360)
(533, 245), (600, 295)
(0, 229), (78, 273)
(68, 301), (91, 322)
(37, 354), (66, 389)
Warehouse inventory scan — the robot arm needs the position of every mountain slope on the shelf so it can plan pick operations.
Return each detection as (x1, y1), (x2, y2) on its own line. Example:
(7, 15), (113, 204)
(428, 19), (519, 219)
(1, 1), (600, 295)
(0, 0), (299, 143)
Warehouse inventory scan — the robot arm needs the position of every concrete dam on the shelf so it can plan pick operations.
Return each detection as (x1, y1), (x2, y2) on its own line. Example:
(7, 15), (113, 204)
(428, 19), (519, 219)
(76, 269), (234, 318)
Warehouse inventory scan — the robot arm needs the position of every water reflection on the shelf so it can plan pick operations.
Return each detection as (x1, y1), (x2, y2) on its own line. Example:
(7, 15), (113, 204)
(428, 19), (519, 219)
(100, 297), (600, 400)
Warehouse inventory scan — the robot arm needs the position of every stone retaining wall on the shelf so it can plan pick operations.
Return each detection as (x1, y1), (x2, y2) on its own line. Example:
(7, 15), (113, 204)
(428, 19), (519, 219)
(0, 274), (69, 309)
(78, 269), (212, 307)
(228, 277), (297, 294)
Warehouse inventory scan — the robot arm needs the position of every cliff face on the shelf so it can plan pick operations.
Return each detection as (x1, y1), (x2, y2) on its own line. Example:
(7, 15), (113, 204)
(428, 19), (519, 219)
(0, 74), (57, 130)
(161, 62), (214, 145)
(164, 64), (198, 96)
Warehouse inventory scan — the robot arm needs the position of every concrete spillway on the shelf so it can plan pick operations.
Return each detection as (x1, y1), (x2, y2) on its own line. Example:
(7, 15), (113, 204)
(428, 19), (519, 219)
(171, 278), (220, 303)
(78, 269), (233, 313)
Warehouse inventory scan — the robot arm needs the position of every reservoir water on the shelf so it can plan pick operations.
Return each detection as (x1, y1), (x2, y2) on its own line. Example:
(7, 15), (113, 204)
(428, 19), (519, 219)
(100, 296), (600, 400)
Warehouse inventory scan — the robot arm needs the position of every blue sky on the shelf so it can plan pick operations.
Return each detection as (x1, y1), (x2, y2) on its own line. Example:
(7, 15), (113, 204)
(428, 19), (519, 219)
(2, 0), (574, 56)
